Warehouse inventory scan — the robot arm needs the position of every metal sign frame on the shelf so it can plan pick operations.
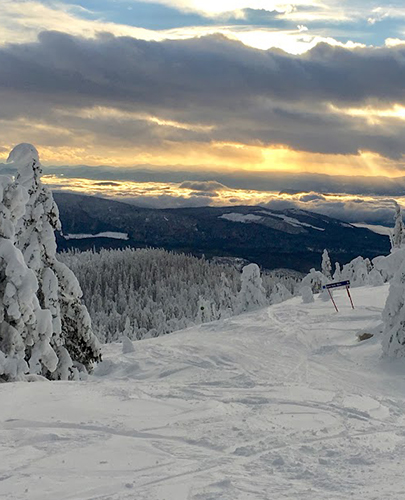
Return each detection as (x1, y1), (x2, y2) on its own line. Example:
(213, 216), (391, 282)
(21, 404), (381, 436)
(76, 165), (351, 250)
(322, 280), (354, 312)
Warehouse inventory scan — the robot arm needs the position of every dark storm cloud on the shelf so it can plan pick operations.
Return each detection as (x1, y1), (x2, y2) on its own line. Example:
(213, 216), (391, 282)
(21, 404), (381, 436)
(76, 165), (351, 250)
(2, 31), (405, 157)
(3, 31), (405, 105)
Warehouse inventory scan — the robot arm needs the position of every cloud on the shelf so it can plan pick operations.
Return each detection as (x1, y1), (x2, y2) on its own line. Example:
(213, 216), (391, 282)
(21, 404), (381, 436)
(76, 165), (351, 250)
(33, 165), (405, 198)
(297, 193), (326, 202)
(179, 180), (227, 191)
(2, 31), (405, 165)
(42, 171), (401, 225)
(0, 0), (369, 57)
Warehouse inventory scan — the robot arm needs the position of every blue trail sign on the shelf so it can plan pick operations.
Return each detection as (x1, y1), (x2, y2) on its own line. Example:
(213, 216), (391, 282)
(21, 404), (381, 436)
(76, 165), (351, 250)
(323, 280), (350, 290)
(322, 280), (354, 312)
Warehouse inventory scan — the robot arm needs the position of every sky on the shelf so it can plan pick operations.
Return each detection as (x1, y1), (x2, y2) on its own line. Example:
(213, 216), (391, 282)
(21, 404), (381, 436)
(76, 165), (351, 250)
(1, 0), (405, 221)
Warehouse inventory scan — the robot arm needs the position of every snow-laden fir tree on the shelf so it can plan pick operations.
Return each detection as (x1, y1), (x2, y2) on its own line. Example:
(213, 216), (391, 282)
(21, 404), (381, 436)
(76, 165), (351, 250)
(382, 258), (405, 357)
(121, 335), (135, 354)
(196, 296), (216, 324)
(271, 283), (292, 305)
(333, 262), (341, 281)
(321, 249), (332, 280)
(7, 144), (101, 378)
(0, 175), (58, 380)
(373, 248), (405, 283)
(301, 268), (327, 294)
(319, 287), (330, 302)
(390, 201), (404, 252)
(301, 285), (314, 304)
(218, 272), (235, 318)
(369, 268), (384, 287)
(237, 263), (267, 313)
(340, 256), (370, 287)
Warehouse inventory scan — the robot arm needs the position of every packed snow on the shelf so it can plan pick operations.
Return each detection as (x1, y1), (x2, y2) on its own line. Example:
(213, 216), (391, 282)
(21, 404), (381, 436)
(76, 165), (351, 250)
(3, 284), (405, 499)
(64, 232), (129, 240)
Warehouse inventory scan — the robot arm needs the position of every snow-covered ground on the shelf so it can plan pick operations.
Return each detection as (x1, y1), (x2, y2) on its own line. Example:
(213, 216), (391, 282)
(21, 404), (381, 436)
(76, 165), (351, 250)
(3, 285), (405, 499)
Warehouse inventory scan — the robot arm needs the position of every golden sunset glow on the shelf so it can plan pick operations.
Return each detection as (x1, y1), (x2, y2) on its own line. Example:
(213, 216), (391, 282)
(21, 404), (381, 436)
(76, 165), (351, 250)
(329, 104), (405, 124)
(2, 0), (405, 214)
(5, 144), (398, 180)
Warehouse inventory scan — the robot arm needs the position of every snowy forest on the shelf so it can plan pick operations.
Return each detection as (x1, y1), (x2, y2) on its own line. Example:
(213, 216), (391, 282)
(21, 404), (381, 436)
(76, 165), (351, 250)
(59, 243), (396, 345)
(2, 142), (405, 384)
(59, 248), (302, 342)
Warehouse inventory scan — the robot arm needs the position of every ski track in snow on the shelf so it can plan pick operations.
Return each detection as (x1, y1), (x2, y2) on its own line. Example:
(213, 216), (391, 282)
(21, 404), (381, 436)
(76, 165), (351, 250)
(3, 285), (405, 499)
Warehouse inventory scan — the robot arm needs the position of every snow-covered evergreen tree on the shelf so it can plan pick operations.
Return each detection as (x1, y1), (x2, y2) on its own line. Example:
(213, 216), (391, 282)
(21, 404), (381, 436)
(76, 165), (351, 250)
(238, 263), (267, 313)
(7, 144), (101, 378)
(373, 249), (405, 283)
(321, 249), (332, 280)
(271, 283), (292, 305)
(0, 175), (57, 381)
(196, 296), (215, 324)
(301, 268), (327, 294)
(390, 201), (404, 251)
(319, 287), (330, 302)
(382, 259), (405, 357)
(122, 336), (135, 354)
(333, 262), (341, 281)
(301, 285), (314, 304)
(340, 256), (370, 287)
(218, 272), (235, 318)
(369, 268), (384, 287)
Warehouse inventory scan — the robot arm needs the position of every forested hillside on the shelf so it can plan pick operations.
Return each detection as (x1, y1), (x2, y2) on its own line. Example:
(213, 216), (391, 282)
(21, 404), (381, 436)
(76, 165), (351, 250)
(54, 193), (390, 272)
(60, 248), (302, 342)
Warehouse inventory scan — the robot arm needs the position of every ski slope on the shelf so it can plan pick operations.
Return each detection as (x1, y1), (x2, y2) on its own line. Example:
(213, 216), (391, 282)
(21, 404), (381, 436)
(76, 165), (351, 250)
(2, 285), (405, 499)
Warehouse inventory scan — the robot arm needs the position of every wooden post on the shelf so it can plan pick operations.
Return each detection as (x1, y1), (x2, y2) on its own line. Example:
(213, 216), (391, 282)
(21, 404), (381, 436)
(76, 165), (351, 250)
(328, 288), (339, 312)
(346, 286), (354, 309)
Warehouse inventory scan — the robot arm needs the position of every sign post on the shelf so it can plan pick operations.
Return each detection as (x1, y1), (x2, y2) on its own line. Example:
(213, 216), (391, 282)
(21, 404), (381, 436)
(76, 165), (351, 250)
(322, 280), (354, 312)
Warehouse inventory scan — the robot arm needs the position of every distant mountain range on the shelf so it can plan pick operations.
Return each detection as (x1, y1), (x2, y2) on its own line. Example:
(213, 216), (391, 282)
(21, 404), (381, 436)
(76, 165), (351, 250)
(54, 192), (391, 273)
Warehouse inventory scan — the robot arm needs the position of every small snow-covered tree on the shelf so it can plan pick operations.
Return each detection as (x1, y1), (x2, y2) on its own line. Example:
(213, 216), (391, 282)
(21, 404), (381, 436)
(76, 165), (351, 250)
(301, 285), (314, 304)
(122, 336), (135, 354)
(7, 144), (101, 378)
(238, 263), (267, 313)
(373, 249), (405, 283)
(301, 268), (327, 294)
(123, 316), (133, 338)
(369, 268), (384, 287)
(319, 287), (330, 302)
(340, 256), (369, 287)
(390, 201), (404, 252)
(382, 259), (405, 357)
(271, 283), (292, 305)
(218, 272), (235, 318)
(0, 176), (57, 381)
(321, 249), (332, 280)
(333, 262), (341, 281)
(196, 296), (215, 324)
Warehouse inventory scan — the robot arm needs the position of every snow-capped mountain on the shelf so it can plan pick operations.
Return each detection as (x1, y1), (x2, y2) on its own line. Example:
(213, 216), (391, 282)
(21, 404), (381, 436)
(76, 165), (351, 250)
(54, 193), (390, 272)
